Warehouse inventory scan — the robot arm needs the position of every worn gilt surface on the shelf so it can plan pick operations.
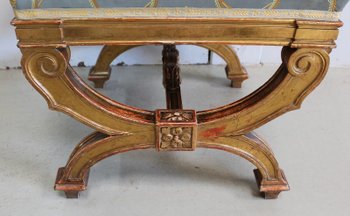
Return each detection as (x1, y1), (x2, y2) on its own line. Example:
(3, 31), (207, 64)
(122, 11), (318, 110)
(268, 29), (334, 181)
(14, 15), (340, 199)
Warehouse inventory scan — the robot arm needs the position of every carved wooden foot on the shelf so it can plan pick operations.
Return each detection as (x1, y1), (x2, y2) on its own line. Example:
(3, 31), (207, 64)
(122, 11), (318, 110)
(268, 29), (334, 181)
(90, 44), (247, 89)
(254, 169), (289, 199)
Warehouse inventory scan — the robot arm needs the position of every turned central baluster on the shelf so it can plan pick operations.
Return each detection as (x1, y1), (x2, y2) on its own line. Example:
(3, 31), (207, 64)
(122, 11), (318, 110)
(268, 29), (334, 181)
(162, 44), (183, 109)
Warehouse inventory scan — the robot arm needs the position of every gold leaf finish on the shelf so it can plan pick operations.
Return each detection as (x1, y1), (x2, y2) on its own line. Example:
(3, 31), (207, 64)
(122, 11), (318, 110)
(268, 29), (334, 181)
(26, 49), (67, 77)
(12, 7), (342, 198)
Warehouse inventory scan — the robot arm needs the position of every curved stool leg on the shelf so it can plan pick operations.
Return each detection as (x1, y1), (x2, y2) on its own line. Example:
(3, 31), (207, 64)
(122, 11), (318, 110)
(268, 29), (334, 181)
(88, 45), (138, 88)
(90, 44), (247, 88)
(198, 132), (289, 199)
(55, 131), (155, 198)
(55, 131), (288, 199)
(200, 44), (248, 88)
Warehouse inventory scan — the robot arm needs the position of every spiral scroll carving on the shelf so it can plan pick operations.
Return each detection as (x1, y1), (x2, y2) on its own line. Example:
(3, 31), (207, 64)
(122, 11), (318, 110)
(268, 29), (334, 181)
(26, 49), (67, 78)
(287, 48), (329, 77)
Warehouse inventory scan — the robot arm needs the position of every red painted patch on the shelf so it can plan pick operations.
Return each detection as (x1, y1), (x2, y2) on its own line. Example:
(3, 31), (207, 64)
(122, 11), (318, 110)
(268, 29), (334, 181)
(201, 126), (226, 138)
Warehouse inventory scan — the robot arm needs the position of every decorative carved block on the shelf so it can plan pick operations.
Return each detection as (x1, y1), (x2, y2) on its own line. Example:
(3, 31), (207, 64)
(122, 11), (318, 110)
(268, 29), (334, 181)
(160, 110), (194, 122)
(160, 127), (193, 149)
(156, 110), (197, 151)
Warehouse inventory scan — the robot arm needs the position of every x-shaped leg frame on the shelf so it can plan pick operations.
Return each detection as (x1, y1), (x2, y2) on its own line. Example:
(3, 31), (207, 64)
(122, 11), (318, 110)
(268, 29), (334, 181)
(20, 44), (330, 199)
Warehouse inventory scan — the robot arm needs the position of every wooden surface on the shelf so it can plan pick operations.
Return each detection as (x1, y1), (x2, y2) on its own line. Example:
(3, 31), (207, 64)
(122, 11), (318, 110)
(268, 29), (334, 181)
(13, 17), (340, 199)
(13, 18), (341, 47)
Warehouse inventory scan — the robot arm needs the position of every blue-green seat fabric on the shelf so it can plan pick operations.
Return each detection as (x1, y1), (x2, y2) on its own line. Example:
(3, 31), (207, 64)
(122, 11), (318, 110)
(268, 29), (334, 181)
(10, 1), (350, 21)
(12, 0), (350, 11)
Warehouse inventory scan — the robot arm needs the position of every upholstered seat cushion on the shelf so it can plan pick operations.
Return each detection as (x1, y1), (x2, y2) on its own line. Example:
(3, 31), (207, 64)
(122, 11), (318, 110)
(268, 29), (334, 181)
(10, 0), (350, 21)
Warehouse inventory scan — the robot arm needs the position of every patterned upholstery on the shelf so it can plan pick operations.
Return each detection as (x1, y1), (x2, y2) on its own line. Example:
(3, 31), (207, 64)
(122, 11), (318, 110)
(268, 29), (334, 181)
(10, 0), (350, 20)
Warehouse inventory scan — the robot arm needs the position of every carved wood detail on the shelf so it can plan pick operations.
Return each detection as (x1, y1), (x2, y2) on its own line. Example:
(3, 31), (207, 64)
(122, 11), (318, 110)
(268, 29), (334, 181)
(19, 45), (331, 199)
(162, 44), (183, 109)
(156, 109), (197, 151)
(160, 110), (194, 122)
(14, 17), (340, 199)
(160, 127), (194, 149)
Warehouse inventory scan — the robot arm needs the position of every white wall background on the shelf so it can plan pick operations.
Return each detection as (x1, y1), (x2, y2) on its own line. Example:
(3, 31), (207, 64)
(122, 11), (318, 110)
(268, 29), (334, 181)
(0, 2), (349, 69)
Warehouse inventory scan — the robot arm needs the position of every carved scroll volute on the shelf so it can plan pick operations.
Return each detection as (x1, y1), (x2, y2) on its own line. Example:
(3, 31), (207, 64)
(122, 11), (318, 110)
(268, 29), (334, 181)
(22, 48), (68, 79)
(20, 47), (73, 114)
(283, 47), (330, 107)
(288, 49), (329, 76)
(21, 47), (69, 111)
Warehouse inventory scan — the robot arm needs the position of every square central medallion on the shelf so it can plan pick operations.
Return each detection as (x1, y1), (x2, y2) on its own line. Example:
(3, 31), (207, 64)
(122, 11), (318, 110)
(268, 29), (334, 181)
(155, 110), (197, 151)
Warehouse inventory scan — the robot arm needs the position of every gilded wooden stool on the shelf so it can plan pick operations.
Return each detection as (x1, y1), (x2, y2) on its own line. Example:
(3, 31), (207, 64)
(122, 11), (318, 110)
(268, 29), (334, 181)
(10, 0), (349, 199)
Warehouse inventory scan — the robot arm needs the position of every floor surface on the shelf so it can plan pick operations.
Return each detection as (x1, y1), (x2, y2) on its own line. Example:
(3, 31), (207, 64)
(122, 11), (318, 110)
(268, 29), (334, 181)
(0, 65), (349, 216)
